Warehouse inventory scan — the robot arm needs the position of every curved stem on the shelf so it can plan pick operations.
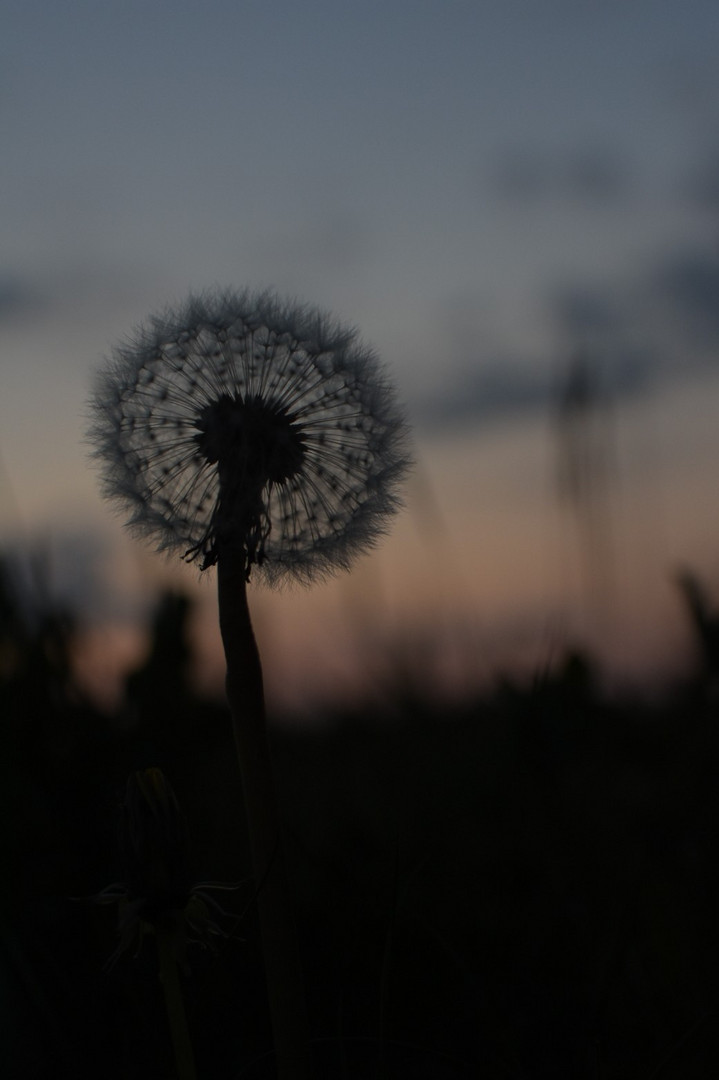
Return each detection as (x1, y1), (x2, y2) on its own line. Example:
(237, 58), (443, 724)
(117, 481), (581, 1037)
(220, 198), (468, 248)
(218, 547), (313, 1079)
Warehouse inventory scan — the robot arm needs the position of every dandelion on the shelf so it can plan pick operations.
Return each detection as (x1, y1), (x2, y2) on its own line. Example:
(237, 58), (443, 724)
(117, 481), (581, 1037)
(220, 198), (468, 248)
(88, 289), (411, 1080)
(88, 288), (410, 584)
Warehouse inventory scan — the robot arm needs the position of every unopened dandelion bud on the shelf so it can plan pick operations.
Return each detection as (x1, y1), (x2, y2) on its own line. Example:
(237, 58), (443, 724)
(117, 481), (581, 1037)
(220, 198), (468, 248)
(119, 767), (191, 916)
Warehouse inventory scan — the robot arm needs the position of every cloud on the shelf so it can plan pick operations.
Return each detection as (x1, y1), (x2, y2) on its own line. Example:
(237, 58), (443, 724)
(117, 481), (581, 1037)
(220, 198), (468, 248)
(651, 251), (719, 347)
(681, 148), (719, 210)
(552, 287), (621, 339)
(552, 250), (719, 362)
(416, 358), (555, 431)
(488, 145), (631, 206)
(416, 343), (665, 435)
(550, 285), (662, 394)
(419, 240), (719, 434)
(550, 252), (719, 401)
(0, 276), (46, 322)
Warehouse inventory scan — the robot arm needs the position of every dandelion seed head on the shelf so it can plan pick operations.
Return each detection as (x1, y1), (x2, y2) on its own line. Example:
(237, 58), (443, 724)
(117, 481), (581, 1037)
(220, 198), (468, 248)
(88, 288), (411, 584)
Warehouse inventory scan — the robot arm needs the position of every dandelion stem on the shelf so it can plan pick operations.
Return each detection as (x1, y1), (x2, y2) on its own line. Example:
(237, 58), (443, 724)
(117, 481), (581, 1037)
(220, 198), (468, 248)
(218, 546), (313, 1080)
(156, 919), (197, 1080)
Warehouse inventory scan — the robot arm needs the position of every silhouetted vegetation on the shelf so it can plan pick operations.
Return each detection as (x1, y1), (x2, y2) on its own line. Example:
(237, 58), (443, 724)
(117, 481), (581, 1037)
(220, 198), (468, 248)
(3, 554), (719, 1078)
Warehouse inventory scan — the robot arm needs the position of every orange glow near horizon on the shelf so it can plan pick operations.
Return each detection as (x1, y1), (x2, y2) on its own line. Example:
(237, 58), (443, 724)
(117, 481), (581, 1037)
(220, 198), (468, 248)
(58, 369), (719, 717)
(4, 0), (719, 725)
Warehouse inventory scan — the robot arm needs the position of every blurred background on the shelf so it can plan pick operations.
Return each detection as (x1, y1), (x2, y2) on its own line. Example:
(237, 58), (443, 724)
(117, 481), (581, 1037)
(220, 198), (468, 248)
(3, 0), (719, 712)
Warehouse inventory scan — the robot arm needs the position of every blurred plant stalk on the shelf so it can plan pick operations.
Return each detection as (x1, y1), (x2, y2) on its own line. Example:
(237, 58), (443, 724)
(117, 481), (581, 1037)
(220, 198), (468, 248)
(156, 917), (198, 1080)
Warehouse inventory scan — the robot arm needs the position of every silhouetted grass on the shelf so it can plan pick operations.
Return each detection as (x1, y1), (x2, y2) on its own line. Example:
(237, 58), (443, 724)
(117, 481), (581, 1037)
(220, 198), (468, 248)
(3, 560), (719, 1077)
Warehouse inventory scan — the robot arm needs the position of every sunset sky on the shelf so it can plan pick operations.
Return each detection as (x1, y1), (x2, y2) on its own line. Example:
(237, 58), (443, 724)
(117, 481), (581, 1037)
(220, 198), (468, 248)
(3, 1), (719, 710)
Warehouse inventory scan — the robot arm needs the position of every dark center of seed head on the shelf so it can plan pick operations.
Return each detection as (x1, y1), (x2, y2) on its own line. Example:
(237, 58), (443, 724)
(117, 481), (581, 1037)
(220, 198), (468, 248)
(195, 394), (306, 487)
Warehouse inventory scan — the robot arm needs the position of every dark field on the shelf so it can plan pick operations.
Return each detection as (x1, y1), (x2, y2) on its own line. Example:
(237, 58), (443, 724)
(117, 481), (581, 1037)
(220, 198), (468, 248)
(4, 572), (719, 1079)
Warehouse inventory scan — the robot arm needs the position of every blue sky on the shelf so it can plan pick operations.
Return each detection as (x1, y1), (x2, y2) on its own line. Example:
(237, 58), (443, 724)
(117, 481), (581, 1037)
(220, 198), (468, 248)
(2, 1), (719, 702)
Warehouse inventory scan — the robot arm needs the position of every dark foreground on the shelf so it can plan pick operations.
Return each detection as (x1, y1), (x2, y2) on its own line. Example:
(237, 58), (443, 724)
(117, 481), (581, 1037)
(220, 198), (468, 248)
(3, 582), (719, 1079)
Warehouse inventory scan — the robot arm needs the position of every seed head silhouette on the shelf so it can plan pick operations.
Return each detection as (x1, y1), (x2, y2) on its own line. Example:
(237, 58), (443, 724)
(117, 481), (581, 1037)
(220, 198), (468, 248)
(89, 288), (410, 583)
